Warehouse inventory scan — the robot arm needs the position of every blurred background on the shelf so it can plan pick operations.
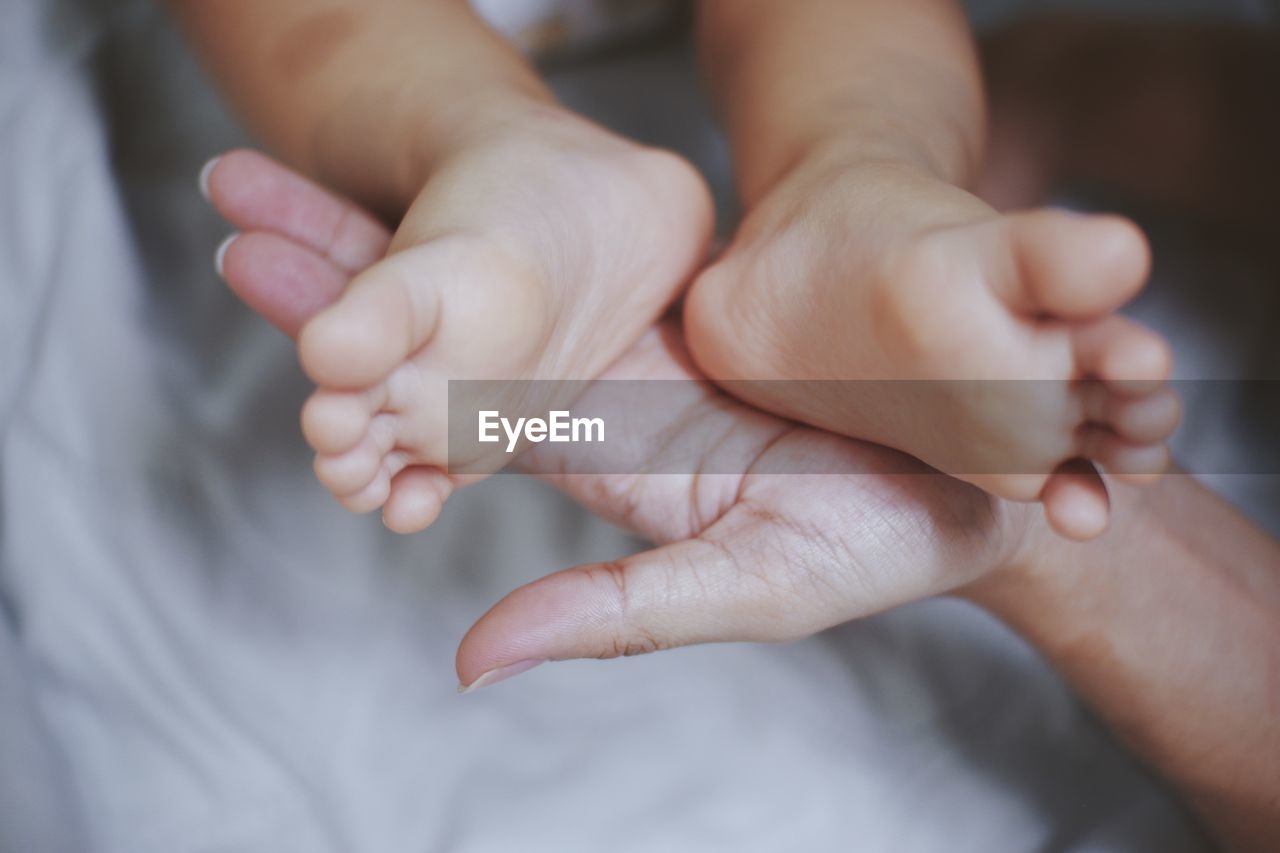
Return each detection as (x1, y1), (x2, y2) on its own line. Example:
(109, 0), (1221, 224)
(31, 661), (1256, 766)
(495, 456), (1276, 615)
(1, 0), (1276, 851)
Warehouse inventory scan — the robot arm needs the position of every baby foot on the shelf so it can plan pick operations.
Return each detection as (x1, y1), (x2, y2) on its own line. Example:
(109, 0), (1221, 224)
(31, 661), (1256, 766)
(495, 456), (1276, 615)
(685, 158), (1177, 539)
(288, 109), (712, 532)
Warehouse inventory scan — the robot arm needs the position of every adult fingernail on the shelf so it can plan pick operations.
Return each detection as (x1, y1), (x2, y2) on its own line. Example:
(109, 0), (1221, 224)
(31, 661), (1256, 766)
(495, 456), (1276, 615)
(215, 233), (238, 277)
(457, 659), (545, 694)
(198, 156), (221, 201)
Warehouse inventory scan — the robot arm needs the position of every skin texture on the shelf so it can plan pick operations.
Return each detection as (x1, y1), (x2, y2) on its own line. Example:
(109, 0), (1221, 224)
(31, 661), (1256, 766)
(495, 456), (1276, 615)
(687, 0), (1177, 540)
(206, 150), (1279, 851)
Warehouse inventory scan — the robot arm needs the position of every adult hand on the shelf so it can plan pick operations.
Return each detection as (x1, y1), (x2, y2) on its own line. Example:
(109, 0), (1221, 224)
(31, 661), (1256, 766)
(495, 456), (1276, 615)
(204, 149), (1041, 690)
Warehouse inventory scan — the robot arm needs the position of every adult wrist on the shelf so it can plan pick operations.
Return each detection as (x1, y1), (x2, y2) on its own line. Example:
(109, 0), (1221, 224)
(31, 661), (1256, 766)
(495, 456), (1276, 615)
(958, 476), (1183, 656)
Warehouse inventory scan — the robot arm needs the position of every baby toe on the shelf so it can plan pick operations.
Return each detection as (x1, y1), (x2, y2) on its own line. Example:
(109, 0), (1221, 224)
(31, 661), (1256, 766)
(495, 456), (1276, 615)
(1108, 389), (1181, 445)
(1072, 315), (1173, 391)
(1079, 382), (1181, 444)
(997, 211), (1150, 319)
(298, 252), (440, 388)
(1041, 460), (1111, 541)
(339, 471), (391, 515)
(314, 449), (380, 497)
(382, 467), (454, 534)
(301, 388), (385, 454)
(313, 415), (398, 496)
(338, 452), (409, 515)
(1079, 425), (1170, 483)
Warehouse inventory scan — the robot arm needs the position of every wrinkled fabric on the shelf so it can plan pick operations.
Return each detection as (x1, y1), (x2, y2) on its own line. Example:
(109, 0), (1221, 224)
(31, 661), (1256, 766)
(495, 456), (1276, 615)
(1, 1), (1272, 851)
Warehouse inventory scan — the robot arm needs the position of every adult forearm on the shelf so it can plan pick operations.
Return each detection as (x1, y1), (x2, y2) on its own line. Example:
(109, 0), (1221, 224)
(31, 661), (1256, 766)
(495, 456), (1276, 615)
(970, 475), (1280, 850)
(696, 0), (985, 206)
(168, 0), (553, 217)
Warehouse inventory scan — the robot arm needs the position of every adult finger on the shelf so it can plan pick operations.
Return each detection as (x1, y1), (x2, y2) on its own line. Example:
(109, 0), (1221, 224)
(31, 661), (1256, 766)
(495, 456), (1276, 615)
(203, 149), (391, 273)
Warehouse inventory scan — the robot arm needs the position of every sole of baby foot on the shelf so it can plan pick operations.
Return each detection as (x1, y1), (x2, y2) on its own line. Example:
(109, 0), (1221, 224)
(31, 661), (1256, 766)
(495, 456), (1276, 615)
(687, 196), (1174, 541)
(297, 114), (713, 531)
